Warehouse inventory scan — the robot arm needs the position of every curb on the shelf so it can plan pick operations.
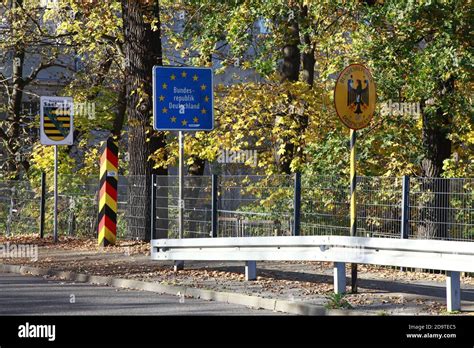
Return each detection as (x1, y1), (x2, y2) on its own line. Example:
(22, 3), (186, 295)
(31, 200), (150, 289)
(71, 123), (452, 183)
(0, 263), (352, 316)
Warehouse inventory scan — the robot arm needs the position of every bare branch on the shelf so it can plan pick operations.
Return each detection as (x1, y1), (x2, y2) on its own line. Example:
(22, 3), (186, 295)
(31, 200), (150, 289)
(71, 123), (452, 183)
(23, 61), (75, 86)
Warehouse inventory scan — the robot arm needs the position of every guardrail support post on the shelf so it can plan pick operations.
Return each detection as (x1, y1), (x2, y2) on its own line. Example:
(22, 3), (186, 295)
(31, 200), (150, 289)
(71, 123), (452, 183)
(401, 175), (410, 239)
(446, 271), (461, 312)
(334, 262), (346, 294)
(293, 172), (301, 236)
(211, 174), (218, 237)
(151, 174), (157, 239)
(174, 260), (184, 272)
(245, 261), (257, 281)
(39, 172), (46, 238)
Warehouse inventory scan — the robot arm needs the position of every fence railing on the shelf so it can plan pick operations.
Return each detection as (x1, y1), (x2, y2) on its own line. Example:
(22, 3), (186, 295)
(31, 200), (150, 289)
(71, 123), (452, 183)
(155, 174), (473, 242)
(0, 174), (472, 243)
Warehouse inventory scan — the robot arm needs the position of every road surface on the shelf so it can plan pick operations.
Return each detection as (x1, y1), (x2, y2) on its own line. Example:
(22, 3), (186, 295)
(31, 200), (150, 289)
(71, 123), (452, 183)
(0, 273), (279, 315)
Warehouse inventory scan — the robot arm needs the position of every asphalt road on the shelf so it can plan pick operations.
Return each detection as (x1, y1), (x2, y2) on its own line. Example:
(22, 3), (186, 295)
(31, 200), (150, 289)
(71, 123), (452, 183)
(0, 273), (277, 315)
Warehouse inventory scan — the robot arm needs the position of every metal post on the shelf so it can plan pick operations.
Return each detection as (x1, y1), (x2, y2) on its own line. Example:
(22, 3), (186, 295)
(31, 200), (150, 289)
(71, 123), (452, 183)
(211, 174), (218, 237)
(334, 262), (346, 294)
(176, 131), (185, 271)
(245, 261), (257, 281)
(178, 131), (184, 239)
(39, 172), (46, 238)
(151, 174), (157, 240)
(401, 175), (410, 239)
(53, 145), (58, 243)
(446, 271), (461, 312)
(293, 172), (301, 236)
(97, 137), (119, 246)
(174, 260), (184, 272)
(350, 129), (357, 293)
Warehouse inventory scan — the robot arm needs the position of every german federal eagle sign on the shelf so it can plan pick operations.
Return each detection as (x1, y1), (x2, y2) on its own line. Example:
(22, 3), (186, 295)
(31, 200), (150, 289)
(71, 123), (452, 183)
(40, 96), (74, 145)
(334, 64), (376, 130)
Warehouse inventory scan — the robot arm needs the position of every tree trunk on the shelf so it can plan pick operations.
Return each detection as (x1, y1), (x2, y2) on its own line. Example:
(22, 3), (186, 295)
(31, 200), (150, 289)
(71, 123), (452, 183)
(280, 16), (300, 83)
(122, 0), (165, 241)
(296, 5), (314, 160)
(418, 78), (454, 239)
(3, 0), (28, 176)
(300, 6), (315, 89)
(112, 83), (127, 137)
(279, 12), (300, 174)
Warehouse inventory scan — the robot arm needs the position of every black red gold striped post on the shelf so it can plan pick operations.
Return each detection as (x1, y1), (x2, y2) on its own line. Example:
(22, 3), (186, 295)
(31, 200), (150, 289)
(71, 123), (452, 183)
(98, 137), (119, 246)
(350, 129), (358, 293)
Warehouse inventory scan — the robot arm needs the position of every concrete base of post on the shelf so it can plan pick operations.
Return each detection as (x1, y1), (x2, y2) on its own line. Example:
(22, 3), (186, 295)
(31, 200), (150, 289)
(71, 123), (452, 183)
(174, 260), (184, 272)
(333, 262), (346, 294)
(245, 261), (257, 281)
(446, 271), (461, 312)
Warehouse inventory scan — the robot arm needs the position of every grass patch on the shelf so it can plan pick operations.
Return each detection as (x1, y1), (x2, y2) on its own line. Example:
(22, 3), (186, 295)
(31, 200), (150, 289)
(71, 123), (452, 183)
(325, 293), (353, 310)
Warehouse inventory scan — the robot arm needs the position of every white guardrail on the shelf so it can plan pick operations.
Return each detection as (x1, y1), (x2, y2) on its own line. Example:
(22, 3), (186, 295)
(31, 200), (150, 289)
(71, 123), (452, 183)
(151, 236), (474, 312)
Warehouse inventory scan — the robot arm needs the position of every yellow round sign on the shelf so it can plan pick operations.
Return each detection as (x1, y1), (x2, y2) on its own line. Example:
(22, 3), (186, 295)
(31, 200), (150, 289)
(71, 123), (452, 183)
(334, 64), (376, 130)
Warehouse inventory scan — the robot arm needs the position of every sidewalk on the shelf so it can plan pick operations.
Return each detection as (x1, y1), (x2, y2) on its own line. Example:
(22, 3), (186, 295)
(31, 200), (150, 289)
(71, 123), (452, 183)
(1, 235), (474, 315)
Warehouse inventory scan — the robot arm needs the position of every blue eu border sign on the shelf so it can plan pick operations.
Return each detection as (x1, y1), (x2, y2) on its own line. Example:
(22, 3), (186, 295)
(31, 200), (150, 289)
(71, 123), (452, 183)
(153, 66), (214, 131)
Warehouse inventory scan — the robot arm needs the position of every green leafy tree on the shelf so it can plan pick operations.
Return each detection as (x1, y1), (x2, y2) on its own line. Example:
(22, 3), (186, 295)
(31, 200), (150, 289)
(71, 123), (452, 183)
(157, 0), (360, 174)
(0, 0), (76, 177)
(354, 0), (472, 178)
(352, 0), (473, 238)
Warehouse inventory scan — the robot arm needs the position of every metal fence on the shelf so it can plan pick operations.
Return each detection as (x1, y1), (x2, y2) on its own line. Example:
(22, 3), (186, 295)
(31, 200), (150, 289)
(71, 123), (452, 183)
(301, 175), (350, 236)
(0, 174), (472, 243)
(409, 177), (474, 241)
(155, 175), (212, 239)
(0, 174), (150, 240)
(0, 175), (99, 238)
(219, 175), (294, 237)
(0, 180), (39, 235)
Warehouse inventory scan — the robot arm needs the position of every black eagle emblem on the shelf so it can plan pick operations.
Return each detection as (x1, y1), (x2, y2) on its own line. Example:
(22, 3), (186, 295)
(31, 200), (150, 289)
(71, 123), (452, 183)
(347, 75), (369, 114)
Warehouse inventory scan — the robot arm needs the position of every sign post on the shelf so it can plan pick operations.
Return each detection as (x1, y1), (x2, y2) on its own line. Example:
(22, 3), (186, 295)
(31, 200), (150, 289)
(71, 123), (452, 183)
(53, 145), (58, 242)
(40, 96), (74, 243)
(349, 129), (356, 289)
(153, 66), (214, 272)
(334, 64), (376, 293)
(178, 130), (184, 239)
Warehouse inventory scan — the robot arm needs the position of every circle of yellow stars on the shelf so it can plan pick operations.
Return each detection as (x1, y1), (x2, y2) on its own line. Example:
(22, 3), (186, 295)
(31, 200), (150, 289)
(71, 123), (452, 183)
(158, 70), (211, 127)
